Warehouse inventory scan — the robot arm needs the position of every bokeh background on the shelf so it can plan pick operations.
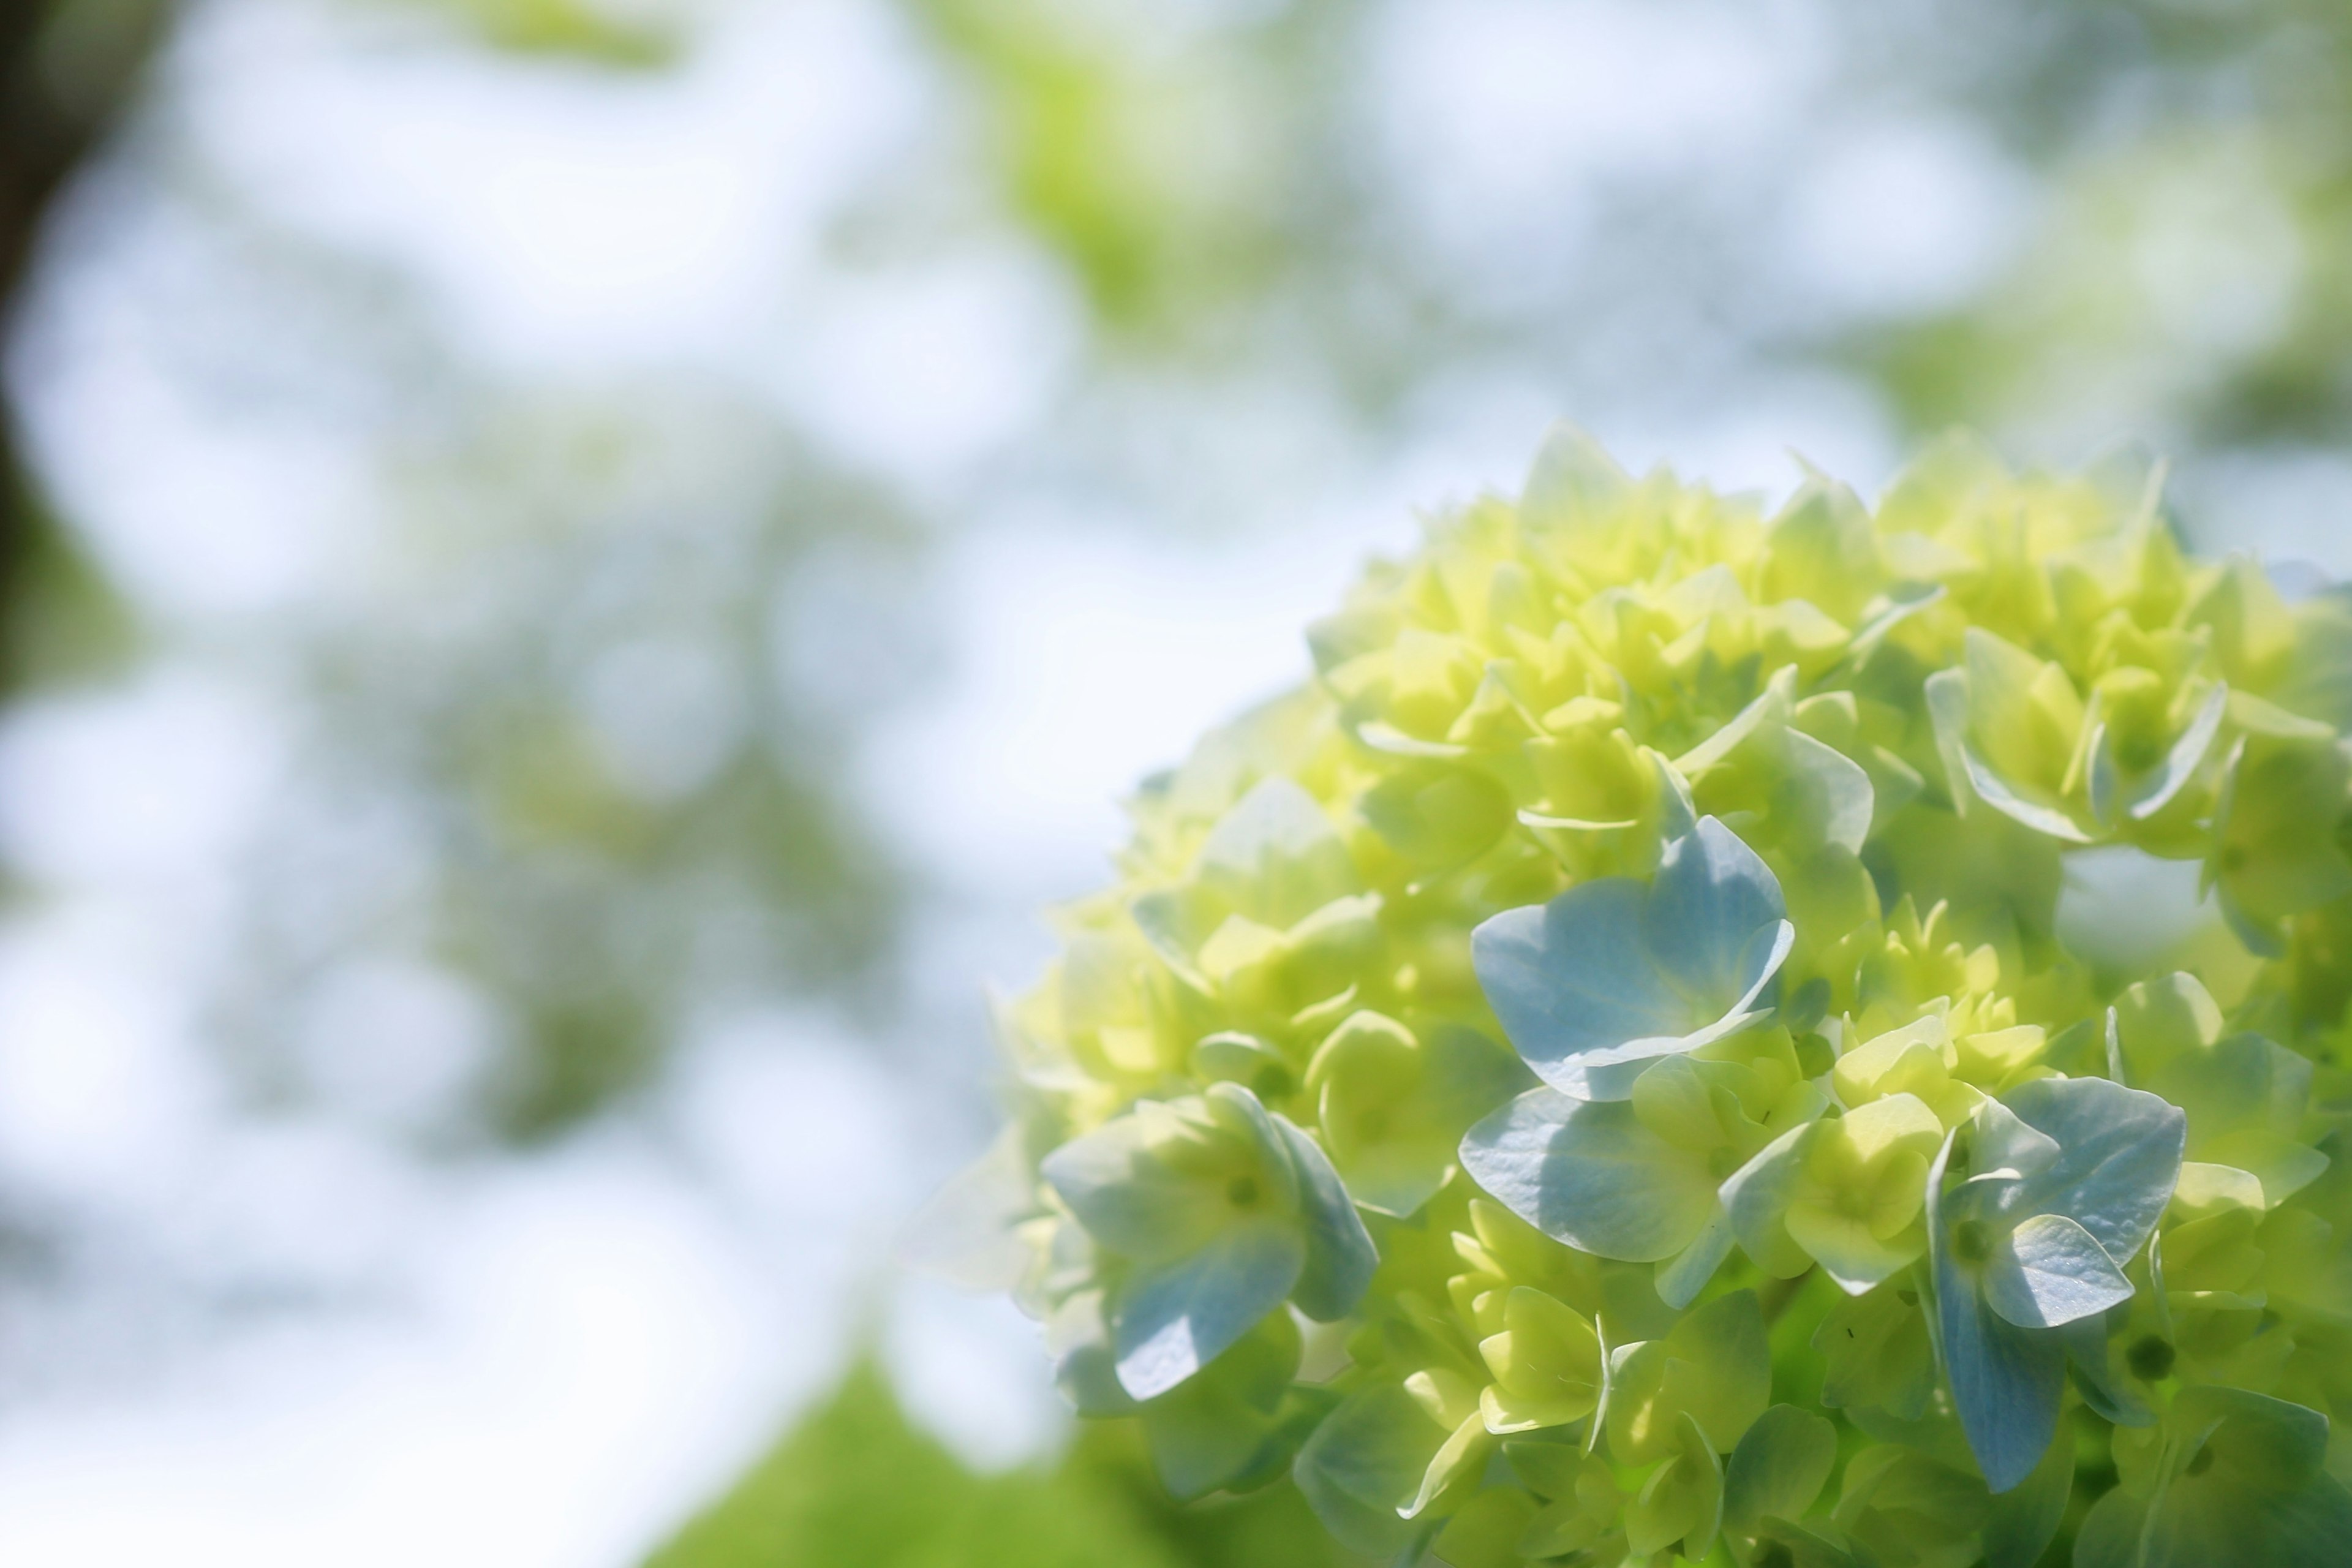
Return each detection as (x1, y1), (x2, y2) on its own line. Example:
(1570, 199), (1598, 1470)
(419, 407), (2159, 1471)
(1, 0), (2349, 1561)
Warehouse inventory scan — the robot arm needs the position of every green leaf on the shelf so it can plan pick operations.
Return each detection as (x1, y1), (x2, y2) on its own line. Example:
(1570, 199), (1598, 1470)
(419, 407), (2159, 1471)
(1471, 816), (1793, 1099)
(643, 1360), (1208, 1568)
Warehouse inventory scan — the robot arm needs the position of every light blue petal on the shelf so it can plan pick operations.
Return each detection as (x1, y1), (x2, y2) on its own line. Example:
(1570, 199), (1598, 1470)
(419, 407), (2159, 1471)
(1984, 1212), (2134, 1329)
(901, 1124), (1044, 1292)
(1042, 1107), (1213, 1261)
(1642, 816), (1793, 1008)
(1653, 746), (1700, 840)
(1961, 744), (2094, 842)
(1924, 667), (1975, 814)
(1719, 1123), (1812, 1278)
(1113, 1217), (1305, 1400)
(2004, 1077), (2187, 1265)
(1458, 1089), (1719, 1262)
(1931, 1129), (2065, 1493)
(1656, 1204), (1737, 1309)
(1936, 1265), (2067, 1493)
(1473, 817), (1790, 1096)
(1473, 880), (1692, 1088)
(1970, 1096), (2063, 1185)
(1271, 1109), (1378, 1321)
(2173, 1385), (2331, 1481)
(1849, 582), (1947, 664)
(1781, 728), (1877, 854)
(2071, 1485), (2146, 1568)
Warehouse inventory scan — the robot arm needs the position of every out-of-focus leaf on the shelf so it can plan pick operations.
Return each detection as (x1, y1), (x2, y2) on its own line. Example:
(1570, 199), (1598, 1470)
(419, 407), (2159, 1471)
(645, 1359), (1368, 1568)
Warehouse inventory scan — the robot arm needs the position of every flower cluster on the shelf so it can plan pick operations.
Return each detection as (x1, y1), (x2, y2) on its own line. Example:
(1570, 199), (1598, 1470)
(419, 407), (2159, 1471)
(928, 427), (2352, 1567)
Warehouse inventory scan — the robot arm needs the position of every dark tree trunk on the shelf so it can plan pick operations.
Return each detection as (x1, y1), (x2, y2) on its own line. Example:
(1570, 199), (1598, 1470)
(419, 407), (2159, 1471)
(0, 0), (171, 684)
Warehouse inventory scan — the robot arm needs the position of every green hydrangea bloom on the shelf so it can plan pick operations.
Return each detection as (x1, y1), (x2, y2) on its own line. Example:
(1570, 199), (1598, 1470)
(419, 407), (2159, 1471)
(930, 425), (2352, 1567)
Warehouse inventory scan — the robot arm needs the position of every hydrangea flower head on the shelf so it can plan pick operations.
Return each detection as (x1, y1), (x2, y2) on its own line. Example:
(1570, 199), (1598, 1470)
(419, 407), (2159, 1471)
(923, 426), (2352, 1566)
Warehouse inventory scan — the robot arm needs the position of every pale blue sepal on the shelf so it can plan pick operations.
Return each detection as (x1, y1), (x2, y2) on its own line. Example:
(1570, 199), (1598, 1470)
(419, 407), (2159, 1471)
(1982, 1411), (2075, 1568)
(1937, 1255), (2067, 1493)
(2073, 1388), (2352, 1568)
(1656, 1205), (1738, 1309)
(1272, 1110), (1379, 1321)
(1653, 747), (1700, 840)
(1970, 1095), (2063, 1185)
(1931, 1131), (2065, 1493)
(1471, 816), (1792, 1099)
(1719, 1121), (1810, 1276)
(1648, 817), (1794, 1004)
(1847, 582), (1947, 665)
(1113, 1218), (1305, 1401)
(1458, 1089), (1718, 1263)
(1042, 1107), (1219, 1258)
(2003, 1077), (2186, 1266)
(1984, 1213), (2133, 1329)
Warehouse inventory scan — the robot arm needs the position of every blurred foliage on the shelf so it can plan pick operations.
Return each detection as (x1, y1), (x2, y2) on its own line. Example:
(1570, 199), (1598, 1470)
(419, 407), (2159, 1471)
(905, 0), (1321, 336)
(903, 0), (2352, 469)
(646, 1359), (1366, 1568)
(378, 0), (678, 66)
(21, 0), (2352, 1148)
(1845, 0), (2352, 455)
(209, 391), (923, 1141)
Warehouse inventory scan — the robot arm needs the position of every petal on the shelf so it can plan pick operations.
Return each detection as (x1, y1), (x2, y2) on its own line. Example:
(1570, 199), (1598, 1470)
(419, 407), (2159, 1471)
(1294, 1384), (1446, 1556)
(1642, 816), (1793, 1009)
(1720, 1123), (1815, 1279)
(1112, 1217), (1305, 1401)
(1270, 1108), (1378, 1321)
(1931, 1130), (2067, 1493)
(1985, 1212), (2133, 1329)
(1459, 1089), (1719, 1263)
(1520, 420), (1631, 530)
(1472, 880), (1692, 1088)
(1472, 818), (1790, 1095)
(1723, 1403), (1838, 1539)
(1656, 1204), (1738, 1309)
(2003, 1077), (2186, 1265)
(1195, 775), (1357, 929)
(1982, 1411), (2075, 1568)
